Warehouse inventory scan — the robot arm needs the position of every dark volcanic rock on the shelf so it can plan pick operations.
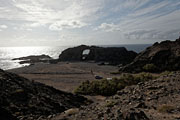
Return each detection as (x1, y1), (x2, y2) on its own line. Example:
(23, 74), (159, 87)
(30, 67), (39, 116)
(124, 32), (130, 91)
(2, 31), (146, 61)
(59, 45), (95, 61)
(0, 69), (87, 120)
(59, 45), (137, 65)
(0, 107), (18, 120)
(117, 108), (149, 120)
(120, 38), (180, 73)
(12, 54), (52, 64)
(94, 47), (137, 65)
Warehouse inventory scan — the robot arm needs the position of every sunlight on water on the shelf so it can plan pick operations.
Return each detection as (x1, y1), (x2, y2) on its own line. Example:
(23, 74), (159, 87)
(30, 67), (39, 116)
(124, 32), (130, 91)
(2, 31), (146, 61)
(0, 45), (151, 70)
(0, 46), (69, 70)
(0, 47), (63, 58)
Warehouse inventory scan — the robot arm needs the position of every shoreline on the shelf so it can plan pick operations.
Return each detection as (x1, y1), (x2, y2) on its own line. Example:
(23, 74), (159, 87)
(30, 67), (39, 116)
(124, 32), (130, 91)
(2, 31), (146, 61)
(0, 44), (151, 70)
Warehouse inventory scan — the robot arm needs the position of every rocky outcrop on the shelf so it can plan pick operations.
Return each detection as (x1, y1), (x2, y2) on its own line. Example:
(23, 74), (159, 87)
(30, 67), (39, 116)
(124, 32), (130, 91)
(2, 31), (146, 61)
(59, 45), (95, 61)
(117, 108), (149, 120)
(0, 69), (87, 120)
(120, 38), (180, 73)
(12, 54), (52, 64)
(94, 47), (137, 65)
(59, 45), (137, 65)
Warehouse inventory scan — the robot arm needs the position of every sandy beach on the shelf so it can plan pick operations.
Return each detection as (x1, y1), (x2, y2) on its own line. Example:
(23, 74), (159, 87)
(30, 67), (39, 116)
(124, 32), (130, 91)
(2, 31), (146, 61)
(8, 62), (119, 92)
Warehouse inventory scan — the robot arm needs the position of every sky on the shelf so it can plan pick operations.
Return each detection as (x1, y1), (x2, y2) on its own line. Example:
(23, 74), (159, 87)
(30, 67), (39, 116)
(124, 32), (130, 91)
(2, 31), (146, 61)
(0, 0), (180, 46)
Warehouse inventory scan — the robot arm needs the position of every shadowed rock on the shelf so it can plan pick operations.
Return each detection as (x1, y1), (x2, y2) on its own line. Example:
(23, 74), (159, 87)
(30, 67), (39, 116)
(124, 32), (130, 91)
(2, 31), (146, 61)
(12, 54), (52, 64)
(59, 45), (137, 65)
(0, 107), (18, 120)
(120, 38), (180, 73)
(0, 69), (87, 119)
(117, 108), (149, 120)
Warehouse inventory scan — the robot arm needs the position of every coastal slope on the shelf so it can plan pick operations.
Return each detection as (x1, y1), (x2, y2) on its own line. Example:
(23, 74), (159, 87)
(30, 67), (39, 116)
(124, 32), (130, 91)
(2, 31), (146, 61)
(0, 69), (87, 120)
(120, 38), (180, 73)
(52, 71), (180, 120)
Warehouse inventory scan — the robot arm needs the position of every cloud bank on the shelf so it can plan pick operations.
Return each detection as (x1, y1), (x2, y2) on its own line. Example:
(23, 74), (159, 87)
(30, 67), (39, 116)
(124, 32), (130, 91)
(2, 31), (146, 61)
(0, 0), (180, 46)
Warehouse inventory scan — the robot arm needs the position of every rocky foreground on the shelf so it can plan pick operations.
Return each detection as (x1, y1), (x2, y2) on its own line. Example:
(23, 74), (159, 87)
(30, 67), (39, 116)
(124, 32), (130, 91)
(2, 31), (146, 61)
(0, 69), (87, 120)
(52, 71), (180, 120)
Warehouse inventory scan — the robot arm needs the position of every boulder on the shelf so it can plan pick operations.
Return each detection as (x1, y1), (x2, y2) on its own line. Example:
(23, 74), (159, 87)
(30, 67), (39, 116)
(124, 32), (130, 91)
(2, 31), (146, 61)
(120, 38), (180, 73)
(59, 45), (137, 65)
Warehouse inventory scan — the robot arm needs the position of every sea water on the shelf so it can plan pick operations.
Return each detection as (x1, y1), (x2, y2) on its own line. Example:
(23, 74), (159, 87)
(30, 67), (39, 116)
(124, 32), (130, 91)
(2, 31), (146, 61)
(0, 44), (151, 70)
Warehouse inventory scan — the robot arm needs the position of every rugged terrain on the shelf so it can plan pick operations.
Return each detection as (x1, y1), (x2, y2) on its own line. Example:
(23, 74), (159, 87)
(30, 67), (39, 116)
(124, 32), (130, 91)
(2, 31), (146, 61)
(52, 71), (180, 120)
(0, 69), (87, 120)
(120, 38), (180, 73)
(5, 39), (180, 120)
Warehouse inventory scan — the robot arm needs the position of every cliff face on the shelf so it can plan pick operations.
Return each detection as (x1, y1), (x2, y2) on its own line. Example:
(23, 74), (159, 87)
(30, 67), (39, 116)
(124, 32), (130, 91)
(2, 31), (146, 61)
(120, 38), (180, 73)
(94, 47), (137, 65)
(59, 45), (137, 65)
(0, 69), (87, 120)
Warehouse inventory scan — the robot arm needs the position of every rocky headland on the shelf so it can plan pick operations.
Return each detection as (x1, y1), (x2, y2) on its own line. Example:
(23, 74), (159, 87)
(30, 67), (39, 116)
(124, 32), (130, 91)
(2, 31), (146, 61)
(120, 38), (180, 73)
(59, 45), (137, 65)
(12, 54), (53, 65)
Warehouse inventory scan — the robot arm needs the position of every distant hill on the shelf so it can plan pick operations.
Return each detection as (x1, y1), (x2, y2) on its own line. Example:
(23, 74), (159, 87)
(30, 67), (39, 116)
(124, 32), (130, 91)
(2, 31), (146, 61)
(120, 38), (180, 73)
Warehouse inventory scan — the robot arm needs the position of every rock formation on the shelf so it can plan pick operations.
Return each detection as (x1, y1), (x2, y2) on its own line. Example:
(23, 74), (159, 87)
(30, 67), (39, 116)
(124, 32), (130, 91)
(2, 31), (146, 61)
(59, 45), (137, 65)
(0, 69), (87, 120)
(59, 45), (94, 61)
(12, 54), (52, 64)
(120, 38), (180, 73)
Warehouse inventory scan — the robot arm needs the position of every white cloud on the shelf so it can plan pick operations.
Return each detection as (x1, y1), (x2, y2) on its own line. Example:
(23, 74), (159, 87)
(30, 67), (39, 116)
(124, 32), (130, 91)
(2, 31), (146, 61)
(19, 22), (45, 30)
(124, 28), (180, 40)
(96, 23), (121, 32)
(124, 29), (158, 39)
(123, 0), (149, 10)
(0, 0), (180, 46)
(110, 0), (150, 13)
(9, 0), (104, 30)
(130, 1), (170, 17)
(29, 22), (44, 27)
(49, 20), (87, 31)
(26, 28), (32, 31)
(0, 25), (8, 29)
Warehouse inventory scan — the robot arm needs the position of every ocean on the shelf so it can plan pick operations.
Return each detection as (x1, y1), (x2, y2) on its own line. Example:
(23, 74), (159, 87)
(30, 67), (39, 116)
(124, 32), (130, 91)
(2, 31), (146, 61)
(0, 44), (152, 70)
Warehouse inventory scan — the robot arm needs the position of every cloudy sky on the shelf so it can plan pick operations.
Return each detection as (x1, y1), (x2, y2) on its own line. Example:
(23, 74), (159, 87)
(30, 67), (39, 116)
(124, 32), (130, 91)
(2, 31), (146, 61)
(0, 0), (180, 46)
